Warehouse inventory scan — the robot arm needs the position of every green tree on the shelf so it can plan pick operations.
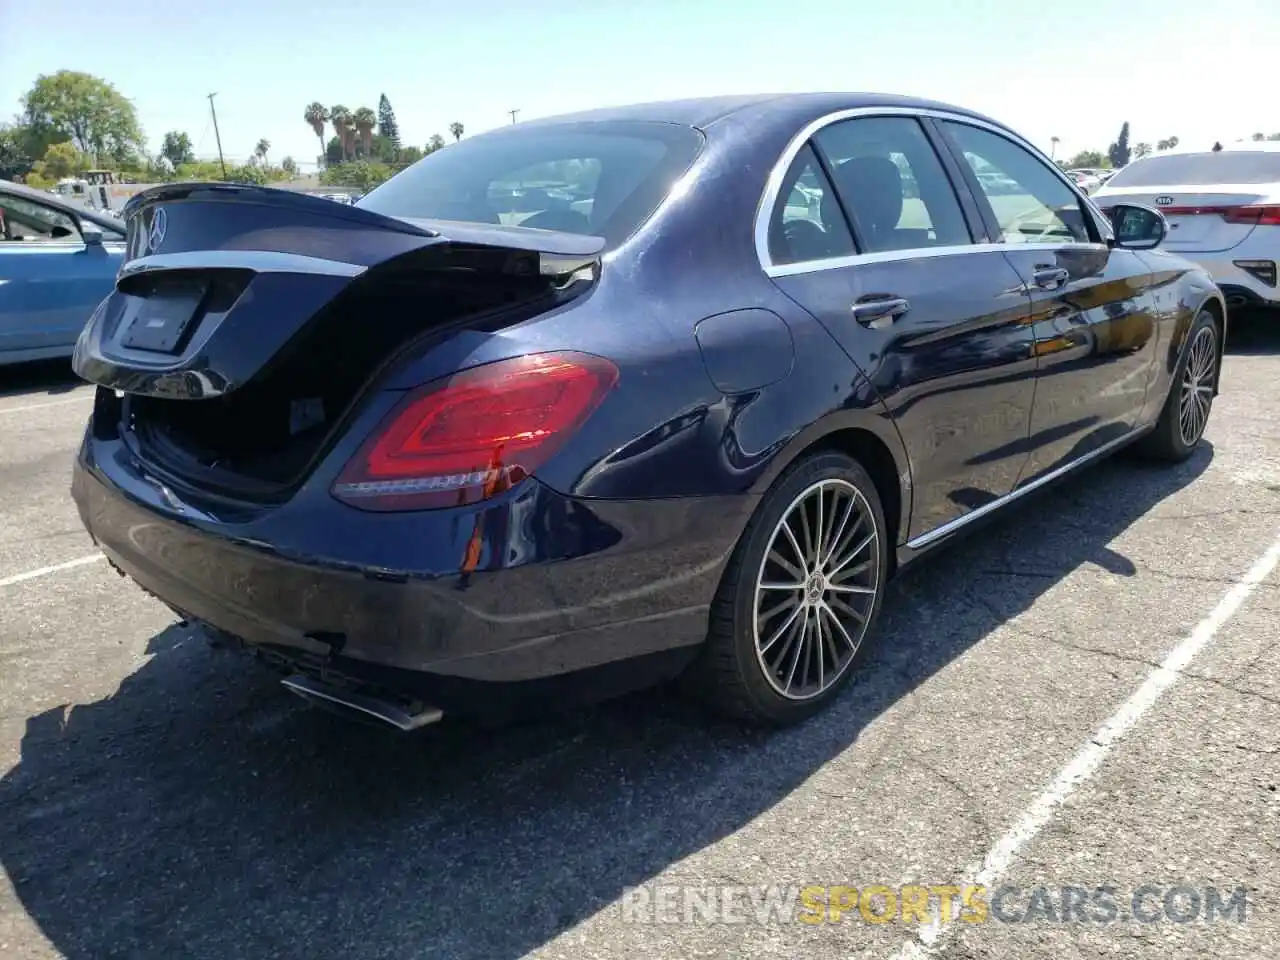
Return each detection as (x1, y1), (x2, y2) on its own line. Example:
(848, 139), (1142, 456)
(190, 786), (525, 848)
(0, 125), (34, 180)
(1132, 142), (1152, 160)
(1268, 133), (1280, 141)
(353, 107), (377, 158)
(35, 141), (90, 180)
(377, 94), (400, 150)
(304, 102), (329, 166)
(160, 130), (194, 168)
(1253, 132), (1267, 141)
(281, 156), (298, 175)
(21, 70), (144, 164)
(426, 133), (445, 153)
(254, 138), (271, 167)
(448, 121), (464, 142)
(325, 136), (344, 167)
(329, 105), (352, 162)
(1107, 121), (1131, 168)
(399, 145), (424, 165)
(1067, 149), (1106, 169)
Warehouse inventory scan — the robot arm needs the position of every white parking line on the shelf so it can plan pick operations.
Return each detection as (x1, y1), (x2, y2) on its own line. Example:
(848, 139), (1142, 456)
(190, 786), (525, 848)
(0, 394), (93, 416)
(0, 553), (104, 588)
(889, 529), (1280, 959)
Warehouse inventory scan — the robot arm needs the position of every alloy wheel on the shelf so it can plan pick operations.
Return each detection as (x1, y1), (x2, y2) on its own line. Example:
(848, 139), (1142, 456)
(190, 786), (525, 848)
(752, 478), (881, 701)
(1178, 324), (1217, 447)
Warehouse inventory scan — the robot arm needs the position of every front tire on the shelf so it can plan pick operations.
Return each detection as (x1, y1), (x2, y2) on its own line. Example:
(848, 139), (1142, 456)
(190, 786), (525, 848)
(695, 451), (889, 726)
(1138, 309), (1219, 461)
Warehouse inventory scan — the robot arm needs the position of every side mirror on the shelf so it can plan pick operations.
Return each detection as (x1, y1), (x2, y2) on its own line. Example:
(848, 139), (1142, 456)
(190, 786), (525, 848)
(1104, 203), (1168, 251)
(81, 224), (104, 248)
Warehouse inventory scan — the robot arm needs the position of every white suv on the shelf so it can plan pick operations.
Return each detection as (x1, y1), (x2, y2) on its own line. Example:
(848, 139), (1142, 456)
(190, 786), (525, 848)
(1093, 147), (1280, 311)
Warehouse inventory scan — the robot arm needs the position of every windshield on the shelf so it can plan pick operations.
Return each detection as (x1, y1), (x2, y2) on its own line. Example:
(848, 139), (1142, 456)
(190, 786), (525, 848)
(1107, 152), (1280, 187)
(358, 120), (704, 250)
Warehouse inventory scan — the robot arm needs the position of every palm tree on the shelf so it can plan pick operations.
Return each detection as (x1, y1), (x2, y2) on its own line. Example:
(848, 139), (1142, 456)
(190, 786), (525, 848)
(255, 138), (270, 168)
(1166, 136), (1179, 151)
(353, 107), (377, 158)
(449, 121), (464, 142)
(329, 105), (351, 162)
(304, 102), (329, 166)
(1133, 142), (1152, 159)
(1050, 135), (1060, 159)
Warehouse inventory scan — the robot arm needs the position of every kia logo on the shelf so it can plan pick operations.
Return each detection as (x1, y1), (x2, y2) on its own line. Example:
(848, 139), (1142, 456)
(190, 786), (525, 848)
(1155, 196), (1174, 206)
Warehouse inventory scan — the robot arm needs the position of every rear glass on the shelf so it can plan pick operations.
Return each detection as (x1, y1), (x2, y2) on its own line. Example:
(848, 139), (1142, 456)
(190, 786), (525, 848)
(1107, 152), (1280, 187)
(357, 120), (704, 250)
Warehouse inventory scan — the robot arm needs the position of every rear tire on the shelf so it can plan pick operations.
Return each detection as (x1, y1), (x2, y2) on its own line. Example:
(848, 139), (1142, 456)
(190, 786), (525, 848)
(694, 451), (889, 726)
(1136, 309), (1219, 462)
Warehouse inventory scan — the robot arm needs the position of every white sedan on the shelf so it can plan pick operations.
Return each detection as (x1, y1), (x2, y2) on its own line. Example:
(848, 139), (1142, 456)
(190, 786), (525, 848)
(1094, 147), (1280, 311)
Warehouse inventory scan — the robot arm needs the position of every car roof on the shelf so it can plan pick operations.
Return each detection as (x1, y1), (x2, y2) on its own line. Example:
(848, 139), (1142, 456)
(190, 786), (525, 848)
(0, 178), (124, 231)
(504, 92), (1005, 133)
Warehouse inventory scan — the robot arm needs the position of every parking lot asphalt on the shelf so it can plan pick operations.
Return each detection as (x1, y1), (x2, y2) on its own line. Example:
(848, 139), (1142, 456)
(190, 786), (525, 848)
(1, 321), (1278, 960)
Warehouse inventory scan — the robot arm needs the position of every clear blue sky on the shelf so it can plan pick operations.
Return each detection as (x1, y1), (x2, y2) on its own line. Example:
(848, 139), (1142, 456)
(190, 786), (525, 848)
(2, 0), (1275, 171)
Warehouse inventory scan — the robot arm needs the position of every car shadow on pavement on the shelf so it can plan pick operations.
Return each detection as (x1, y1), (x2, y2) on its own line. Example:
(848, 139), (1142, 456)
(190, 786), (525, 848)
(1224, 309), (1280, 356)
(0, 359), (82, 399)
(0, 445), (1212, 960)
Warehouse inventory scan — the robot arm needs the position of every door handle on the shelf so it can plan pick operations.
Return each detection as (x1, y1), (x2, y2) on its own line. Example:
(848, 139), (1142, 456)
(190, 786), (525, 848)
(851, 296), (910, 328)
(1032, 267), (1070, 290)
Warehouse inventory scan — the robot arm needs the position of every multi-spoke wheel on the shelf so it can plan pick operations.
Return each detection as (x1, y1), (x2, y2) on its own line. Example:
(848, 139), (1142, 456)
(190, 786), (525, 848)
(694, 451), (888, 725)
(1139, 308), (1220, 462)
(754, 479), (880, 700)
(1178, 324), (1217, 447)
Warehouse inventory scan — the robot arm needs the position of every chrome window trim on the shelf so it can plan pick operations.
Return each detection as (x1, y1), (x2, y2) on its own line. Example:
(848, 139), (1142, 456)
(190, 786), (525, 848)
(755, 105), (1100, 274)
(764, 239), (1107, 278)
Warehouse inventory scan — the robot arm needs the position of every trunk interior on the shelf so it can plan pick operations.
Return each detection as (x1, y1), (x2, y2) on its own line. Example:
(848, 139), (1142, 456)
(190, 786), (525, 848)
(122, 247), (575, 502)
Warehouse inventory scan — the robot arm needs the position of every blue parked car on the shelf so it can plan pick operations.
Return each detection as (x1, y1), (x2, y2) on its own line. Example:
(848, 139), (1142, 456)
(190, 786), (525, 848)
(0, 179), (125, 366)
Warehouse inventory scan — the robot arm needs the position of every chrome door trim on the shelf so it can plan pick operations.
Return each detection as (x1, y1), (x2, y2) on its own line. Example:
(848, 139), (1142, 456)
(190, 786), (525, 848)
(905, 430), (1140, 551)
(755, 105), (1100, 274)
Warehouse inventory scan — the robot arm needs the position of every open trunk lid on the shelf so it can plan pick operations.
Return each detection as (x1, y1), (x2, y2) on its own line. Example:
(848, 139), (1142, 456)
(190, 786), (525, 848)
(74, 182), (602, 398)
(73, 182), (602, 502)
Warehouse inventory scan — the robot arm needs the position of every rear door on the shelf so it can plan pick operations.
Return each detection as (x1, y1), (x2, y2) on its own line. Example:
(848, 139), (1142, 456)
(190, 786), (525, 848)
(934, 118), (1160, 479)
(0, 193), (122, 359)
(763, 113), (1039, 541)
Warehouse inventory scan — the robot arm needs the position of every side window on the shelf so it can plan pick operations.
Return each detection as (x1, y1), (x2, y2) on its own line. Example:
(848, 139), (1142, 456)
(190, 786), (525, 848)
(0, 195), (80, 242)
(940, 122), (1092, 244)
(767, 144), (854, 265)
(813, 116), (970, 254)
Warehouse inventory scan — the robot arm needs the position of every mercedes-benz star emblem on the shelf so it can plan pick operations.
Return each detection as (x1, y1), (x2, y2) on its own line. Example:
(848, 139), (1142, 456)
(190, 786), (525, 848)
(1155, 196), (1174, 206)
(147, 207), (168, 253)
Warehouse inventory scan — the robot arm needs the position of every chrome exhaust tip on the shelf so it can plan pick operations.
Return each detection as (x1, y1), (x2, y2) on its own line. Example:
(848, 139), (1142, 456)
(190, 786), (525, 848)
(280, 674), (443, 732)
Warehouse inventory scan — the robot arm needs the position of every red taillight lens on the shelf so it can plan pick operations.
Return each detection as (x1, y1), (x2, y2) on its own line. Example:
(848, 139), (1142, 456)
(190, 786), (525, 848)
(1222, 205), (1280, 225)
(332, 352), (618, 511)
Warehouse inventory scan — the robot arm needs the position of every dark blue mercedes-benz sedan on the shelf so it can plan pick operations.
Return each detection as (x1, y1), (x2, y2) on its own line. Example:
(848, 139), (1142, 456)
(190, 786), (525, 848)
(70, 93), (1225, 729)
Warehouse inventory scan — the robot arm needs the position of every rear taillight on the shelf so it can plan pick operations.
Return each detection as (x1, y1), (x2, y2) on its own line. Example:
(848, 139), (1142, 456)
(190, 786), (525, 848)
(1223, 205), (1280, 225)
(332, 352), (618, 511)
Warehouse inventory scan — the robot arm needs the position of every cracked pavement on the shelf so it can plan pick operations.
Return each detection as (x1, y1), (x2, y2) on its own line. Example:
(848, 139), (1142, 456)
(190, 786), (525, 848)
(0, 318), (1278, 960)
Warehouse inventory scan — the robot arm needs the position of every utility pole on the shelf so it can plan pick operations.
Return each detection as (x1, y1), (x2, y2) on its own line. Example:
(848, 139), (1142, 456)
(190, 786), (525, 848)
(508, 109), (520, 125)
(207, 93), (228, 180)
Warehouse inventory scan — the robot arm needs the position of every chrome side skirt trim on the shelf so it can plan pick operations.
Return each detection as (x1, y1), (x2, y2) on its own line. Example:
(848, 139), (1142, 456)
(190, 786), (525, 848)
(905, 431), (1141, 551)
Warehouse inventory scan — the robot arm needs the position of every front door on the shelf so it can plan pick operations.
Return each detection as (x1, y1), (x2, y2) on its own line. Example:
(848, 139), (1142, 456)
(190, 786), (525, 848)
(763, 114), (1039, 541)
(933, 120), (1161, 479)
